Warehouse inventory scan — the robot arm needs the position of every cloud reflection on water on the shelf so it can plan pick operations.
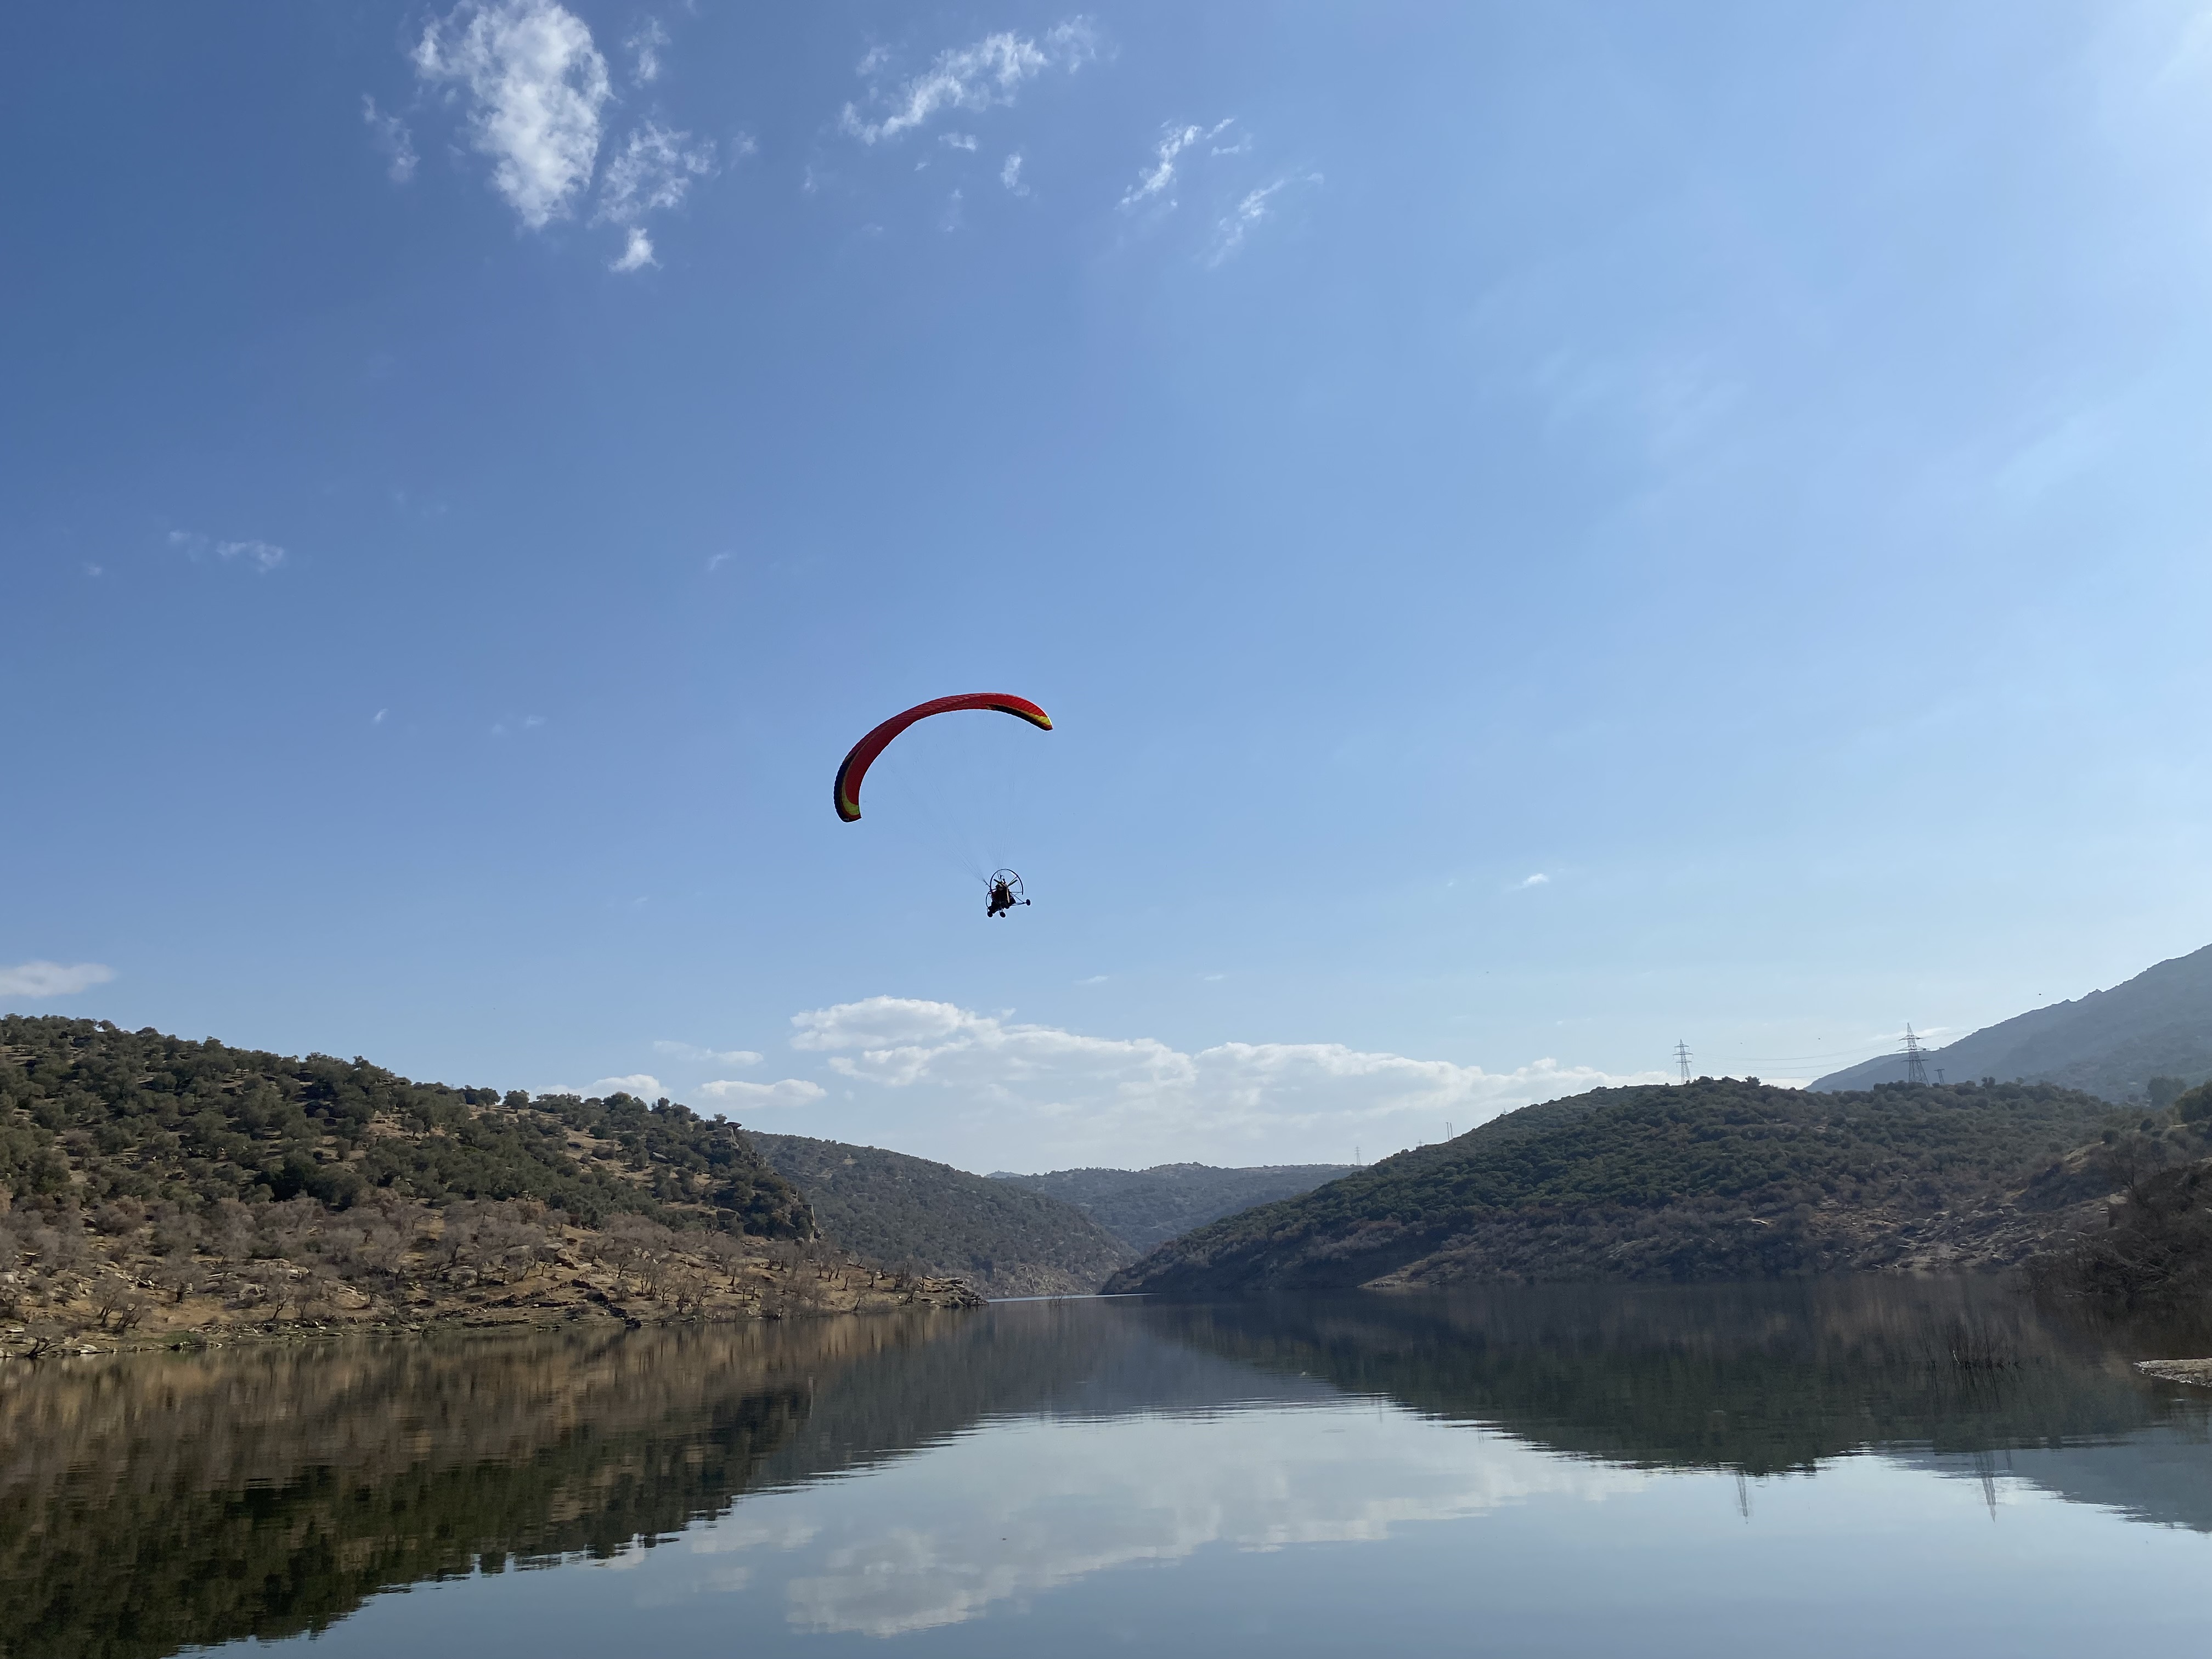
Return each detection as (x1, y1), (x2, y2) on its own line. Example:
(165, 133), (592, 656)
(672, 1404), (1645, 1637)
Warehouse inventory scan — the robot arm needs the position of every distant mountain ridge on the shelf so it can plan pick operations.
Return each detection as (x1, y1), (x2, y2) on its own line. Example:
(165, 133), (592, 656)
(990, 1163), (1355, 1254)
(748, 1133), (1134, 1298)
(1812, 943), (2212, 1101)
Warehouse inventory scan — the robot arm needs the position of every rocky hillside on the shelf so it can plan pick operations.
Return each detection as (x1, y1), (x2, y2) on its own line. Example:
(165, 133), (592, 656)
(1812, 942), (2212, 1102)
(749, 1133), (1135, 1297)
(0, 1017), (978, 1353)
(990, 1162), (1355, 1254)
(1106, 1076), (2142, 1296)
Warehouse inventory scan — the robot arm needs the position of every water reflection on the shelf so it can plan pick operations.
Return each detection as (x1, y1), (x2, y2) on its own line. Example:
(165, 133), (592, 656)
(0, 1280), (2204, 1657)
(1156, 1277), (2212, 1480)
(755, 1407), (1647, 1638)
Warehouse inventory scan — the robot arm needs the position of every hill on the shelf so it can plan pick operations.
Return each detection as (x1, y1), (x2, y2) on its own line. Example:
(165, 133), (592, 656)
(749, 1133), (1135, 1297)
(0, 1014), (808, 1234)
(1812, 943), (2212, 1101)
(1105, 1076), (2135, 1296)
(0, 1016), (977, 1352)
(989, 1162), (1356, 1254)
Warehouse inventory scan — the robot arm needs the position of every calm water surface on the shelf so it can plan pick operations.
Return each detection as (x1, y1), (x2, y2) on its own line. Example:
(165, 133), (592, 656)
(4, 1279), (2209, 1658)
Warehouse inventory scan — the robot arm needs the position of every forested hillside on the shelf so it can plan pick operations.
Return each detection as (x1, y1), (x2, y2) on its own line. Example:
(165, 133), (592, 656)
(749, 1133), (1133, 1297)
(0, 1017), (977, 1353)
(0, 1015), (807, 1234)
(991, 1162), (1355, 1253)
(1812, 942), (2212, 1101)
(1107, 1077), (2146, 1295)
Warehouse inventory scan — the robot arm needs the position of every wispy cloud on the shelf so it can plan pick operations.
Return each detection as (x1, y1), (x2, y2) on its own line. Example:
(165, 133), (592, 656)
(219, 538), (286, 571)
(1203, 173), (1319, 267)
(699, 1077), (827, 1108)
(1119, 119), (1231, 208)
(588, 121), (714, 271)
(362, 95), (419, 183)
(0, 961), (116, 1000)
(787, 996), (1665, 1165)
(940, 132), (979, 151)
(626, 17), (667, 85)
(654, 1040), (763, 1067)
(840, 19), (1097, 145)
(1513, 873), (1550, 890)
(596, 121), (715, 223)
(1000, 151), (1026, 194)
(168, 531), (286, 572)
(413, 0), (611, 229)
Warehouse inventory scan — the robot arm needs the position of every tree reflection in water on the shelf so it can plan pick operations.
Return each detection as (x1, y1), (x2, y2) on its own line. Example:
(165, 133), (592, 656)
(1, 1280), (2206, 1657)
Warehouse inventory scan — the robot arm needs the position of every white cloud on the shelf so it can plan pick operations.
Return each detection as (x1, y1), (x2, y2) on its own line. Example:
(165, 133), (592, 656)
(840, 19), (1097, 145)
(1119, 118), (1230, 208)
(413, 0), (611, 229)
(1000, 152), (1026, 194)
(1514, 873), (1550, 889)
(0, 962), (117, 1000)
(373, 709), (388, 724)
(654, 1041), (763, 1068)
(611, 227), (656, 271)
(699, 1078), (828, 1108)
(596, 121), (715, 223)
(590, 1074), (664, 1099)
(1204, 173), (1319, 267)
(362, 95), (419, 183)
(787, 997), (1664, 1164)
(626, 17), (668, 84)
(940, 132), (979, 151)
(168, 531), (286, 572)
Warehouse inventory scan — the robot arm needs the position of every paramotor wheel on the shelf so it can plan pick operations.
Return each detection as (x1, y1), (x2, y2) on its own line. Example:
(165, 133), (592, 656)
(988, 870), (1026, 902)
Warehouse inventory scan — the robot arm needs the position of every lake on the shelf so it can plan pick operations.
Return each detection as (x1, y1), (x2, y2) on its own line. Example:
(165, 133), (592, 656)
(3, 1279), (2208, 1658)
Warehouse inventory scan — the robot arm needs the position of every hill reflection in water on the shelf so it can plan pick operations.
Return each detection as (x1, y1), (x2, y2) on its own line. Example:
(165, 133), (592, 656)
(1, 1280), (2207, 1657)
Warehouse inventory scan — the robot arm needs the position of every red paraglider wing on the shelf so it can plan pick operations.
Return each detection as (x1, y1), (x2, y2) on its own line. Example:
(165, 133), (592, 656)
(834, 692), (1053, 822)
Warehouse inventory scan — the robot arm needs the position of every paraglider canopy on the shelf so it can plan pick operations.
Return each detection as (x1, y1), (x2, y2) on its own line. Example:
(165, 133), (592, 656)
(833, 692), (1052, 822)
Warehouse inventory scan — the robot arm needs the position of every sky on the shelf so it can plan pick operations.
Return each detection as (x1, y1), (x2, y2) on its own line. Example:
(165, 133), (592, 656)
(5, 1), (2210, 1173)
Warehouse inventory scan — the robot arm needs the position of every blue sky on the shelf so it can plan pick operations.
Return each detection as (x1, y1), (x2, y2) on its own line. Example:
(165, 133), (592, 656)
(5, 1), (2209, 1171)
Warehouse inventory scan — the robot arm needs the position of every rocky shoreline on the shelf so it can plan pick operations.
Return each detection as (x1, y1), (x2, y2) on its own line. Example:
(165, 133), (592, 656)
(2135, 1358), (2212, 1387)
(2, 1209), (982, 1360)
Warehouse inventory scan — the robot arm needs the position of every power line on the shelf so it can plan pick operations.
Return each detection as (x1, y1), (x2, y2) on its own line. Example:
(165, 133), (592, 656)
(1900, 1024), (1928, 1087)
(1674, 1040), (1692, 1085)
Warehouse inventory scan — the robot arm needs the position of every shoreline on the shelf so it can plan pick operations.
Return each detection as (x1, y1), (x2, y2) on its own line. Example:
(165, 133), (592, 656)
(2136, 1358), (2212, 1387)
(3, 1280), (984, 1359)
